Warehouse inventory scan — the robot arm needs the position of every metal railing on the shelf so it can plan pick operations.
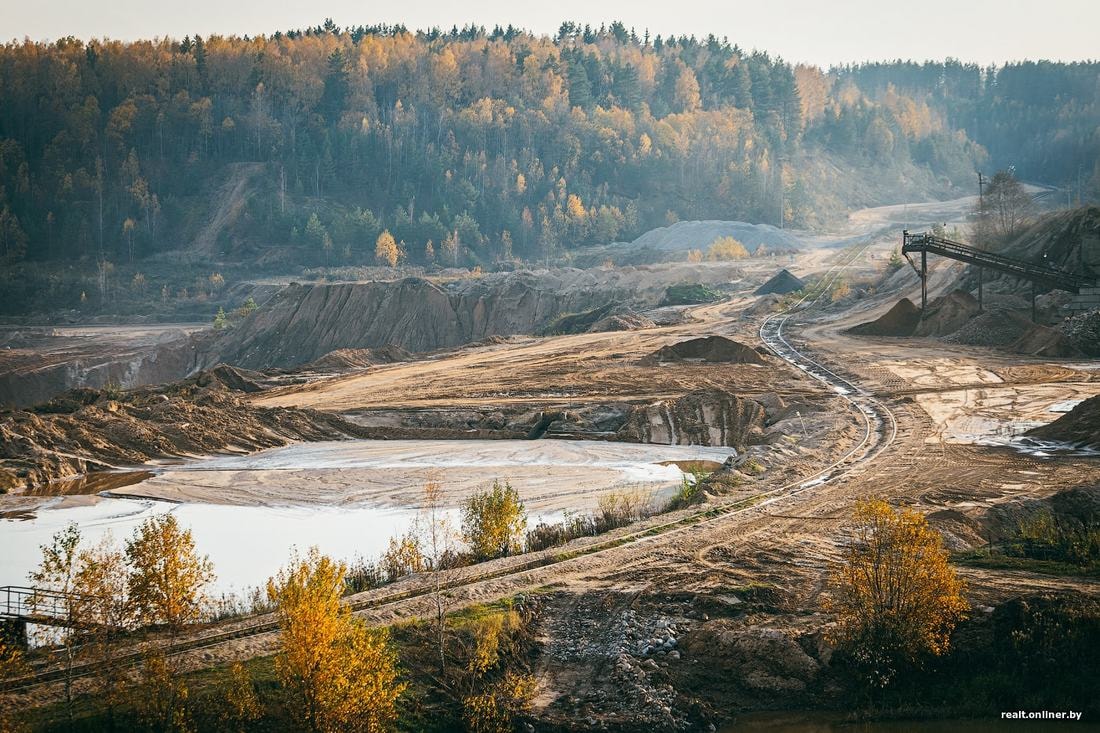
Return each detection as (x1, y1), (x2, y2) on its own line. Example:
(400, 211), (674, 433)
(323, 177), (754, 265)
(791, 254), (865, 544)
(0, 585), (94, 625)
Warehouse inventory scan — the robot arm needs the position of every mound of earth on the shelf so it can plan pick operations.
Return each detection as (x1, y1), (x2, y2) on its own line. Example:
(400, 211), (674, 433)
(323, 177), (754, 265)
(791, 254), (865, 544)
(914, 290), (981, 337)
(630, 220), (803, 254)
(546, 304), (655, 335)
(849, 290), (985, 339)
(616, 390), (766, 449)
(744, 293), (783, 317)
(1063, 310), (1100, 356)
(755, 269), (805, 295)
(587, 309), (656, 333)
(191, 363), (268, 392)
(1025, 395), (1100, 447)
(0, 382), (380, 494)
(1010, 324), (1081, 357)
(303, 346), (411, 372)
(643, 336), (767, 365)
(847, 297), (923, 336)
(940, 308), (1031, 347)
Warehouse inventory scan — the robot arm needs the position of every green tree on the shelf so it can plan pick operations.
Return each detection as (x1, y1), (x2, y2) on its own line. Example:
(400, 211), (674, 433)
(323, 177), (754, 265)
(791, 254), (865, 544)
(305, 213), (328, 249)
(461, 480), (527, 561)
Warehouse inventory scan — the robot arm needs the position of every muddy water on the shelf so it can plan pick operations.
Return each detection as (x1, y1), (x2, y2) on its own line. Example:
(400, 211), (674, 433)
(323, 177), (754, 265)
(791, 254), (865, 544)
(0, 439), (731, 597)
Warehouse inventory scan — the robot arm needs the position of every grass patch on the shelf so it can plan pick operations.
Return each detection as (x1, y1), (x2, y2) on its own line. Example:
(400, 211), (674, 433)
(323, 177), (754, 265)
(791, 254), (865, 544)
(952, 550), (1100, 578)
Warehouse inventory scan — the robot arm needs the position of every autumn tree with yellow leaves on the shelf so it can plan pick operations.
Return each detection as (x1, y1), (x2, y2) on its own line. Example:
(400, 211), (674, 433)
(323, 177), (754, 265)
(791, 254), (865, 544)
(126, 513), (215, 634)
(267, 548), (405, 733)
(827, 499), (969, 687)
(73, 534), (133, 727)
(125, 514), (214, 731)
(375, 229), (399, 267)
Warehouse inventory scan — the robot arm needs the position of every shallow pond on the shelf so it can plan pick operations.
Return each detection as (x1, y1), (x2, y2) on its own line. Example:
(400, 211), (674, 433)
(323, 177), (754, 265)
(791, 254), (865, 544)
(0, 439), (732, 597)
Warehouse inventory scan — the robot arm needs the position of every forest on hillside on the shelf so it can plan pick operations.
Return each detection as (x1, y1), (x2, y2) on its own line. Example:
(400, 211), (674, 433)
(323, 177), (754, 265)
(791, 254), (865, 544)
(0, 21), (1098, 292)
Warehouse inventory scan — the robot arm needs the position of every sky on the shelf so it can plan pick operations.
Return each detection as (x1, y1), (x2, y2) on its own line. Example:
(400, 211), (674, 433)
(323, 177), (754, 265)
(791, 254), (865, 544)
(4, 0), (1098, 67)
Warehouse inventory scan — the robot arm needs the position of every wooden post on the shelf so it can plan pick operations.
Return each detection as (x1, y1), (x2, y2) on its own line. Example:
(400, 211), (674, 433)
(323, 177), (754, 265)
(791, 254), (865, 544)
(978, 267), (983, 311)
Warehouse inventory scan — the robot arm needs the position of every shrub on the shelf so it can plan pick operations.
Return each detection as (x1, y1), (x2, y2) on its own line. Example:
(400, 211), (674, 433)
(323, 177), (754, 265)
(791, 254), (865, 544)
(706, 236), (749, 261)
(462, 481), (527, 561)
(827, 500), (968, 688)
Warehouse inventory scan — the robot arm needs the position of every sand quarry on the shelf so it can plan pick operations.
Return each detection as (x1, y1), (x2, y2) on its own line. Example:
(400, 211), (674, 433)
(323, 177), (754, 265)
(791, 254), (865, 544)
(4, 194), (1100, 725)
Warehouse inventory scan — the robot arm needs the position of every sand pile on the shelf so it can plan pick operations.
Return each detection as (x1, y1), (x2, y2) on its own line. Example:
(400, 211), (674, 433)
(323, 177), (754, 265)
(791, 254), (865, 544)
(643, 336), (767, 365)
(1026, 396), (1100, 448)
(191, 364), (268, 392)
(587, 309), (656, 332)
(847, 298), (923, 336)
(304, 346), (411, 372)
(1010, 325), (1080, 358)
(744, 293), (783, 317)
(914, 291), (981, 337)
(755, 269), (805, 295)
(631, 220), (802, 254)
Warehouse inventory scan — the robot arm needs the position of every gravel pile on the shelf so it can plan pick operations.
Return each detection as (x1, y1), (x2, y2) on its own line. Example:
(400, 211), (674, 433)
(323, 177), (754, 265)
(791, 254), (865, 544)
(942, 308), (1034, 347)
(1063, 310), (1100, 357)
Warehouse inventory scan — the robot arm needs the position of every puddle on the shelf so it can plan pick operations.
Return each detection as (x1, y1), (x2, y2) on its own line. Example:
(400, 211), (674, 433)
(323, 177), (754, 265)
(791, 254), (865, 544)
(981, 436), (1100, 458)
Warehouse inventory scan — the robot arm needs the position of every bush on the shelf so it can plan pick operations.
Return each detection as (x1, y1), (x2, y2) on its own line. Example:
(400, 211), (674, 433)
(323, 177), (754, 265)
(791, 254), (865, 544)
(661, 282), (723, 306)
(706, 236), (749, 261)
(827, 500), (969, 688)
(462, 481), (527, 561)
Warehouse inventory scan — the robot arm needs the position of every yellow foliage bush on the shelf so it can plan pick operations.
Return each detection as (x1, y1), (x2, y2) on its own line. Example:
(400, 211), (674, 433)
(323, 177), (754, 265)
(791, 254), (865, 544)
(268, 549), (406, 732)
(706, 236), (749, 261)
(827, 500), (968, 687)
(462, 671), (537, 733)
(461, 480), (527, 561)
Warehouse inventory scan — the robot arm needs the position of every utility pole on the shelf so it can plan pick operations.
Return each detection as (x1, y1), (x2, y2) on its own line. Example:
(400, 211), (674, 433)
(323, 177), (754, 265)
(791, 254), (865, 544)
(976, 171), (986, 311)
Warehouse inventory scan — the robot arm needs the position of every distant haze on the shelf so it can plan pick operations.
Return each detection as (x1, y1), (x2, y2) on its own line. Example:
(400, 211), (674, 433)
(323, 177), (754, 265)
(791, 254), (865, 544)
(6, 0), (1098, 67)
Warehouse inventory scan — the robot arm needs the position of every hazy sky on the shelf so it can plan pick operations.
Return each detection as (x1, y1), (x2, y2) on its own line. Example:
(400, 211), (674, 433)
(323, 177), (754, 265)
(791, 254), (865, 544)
(5, 0), (1098, 67)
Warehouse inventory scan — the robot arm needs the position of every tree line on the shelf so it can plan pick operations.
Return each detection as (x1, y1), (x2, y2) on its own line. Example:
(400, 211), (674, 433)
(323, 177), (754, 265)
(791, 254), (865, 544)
(0, 20), (1096, 276)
